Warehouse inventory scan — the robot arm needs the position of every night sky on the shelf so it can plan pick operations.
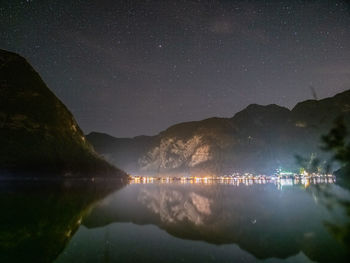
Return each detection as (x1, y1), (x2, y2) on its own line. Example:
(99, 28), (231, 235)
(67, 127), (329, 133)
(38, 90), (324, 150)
(1, 1), (350, 137)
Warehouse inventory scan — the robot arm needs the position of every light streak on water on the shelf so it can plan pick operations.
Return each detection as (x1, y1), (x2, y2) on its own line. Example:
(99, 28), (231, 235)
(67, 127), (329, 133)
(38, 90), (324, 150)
(129, 174), (336, 189)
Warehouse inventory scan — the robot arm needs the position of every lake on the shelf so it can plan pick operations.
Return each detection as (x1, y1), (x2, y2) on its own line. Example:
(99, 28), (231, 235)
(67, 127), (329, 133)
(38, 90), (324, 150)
(1, 178), (349, 263)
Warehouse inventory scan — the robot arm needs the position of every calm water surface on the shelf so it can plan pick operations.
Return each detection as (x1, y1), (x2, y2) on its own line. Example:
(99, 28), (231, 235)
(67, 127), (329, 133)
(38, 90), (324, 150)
(1, 179), (349, 263)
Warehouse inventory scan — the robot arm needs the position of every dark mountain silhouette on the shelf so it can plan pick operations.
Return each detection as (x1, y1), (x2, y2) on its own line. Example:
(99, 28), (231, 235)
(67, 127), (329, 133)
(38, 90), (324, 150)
(87, 89), (350, 175)
(0, 180), (124, 263)
(0, 49), (126, 177)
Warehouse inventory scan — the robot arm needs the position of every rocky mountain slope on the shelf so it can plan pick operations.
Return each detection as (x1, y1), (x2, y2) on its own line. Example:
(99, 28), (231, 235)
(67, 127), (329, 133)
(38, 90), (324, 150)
(0, 49), (126, 177)
(87, 90), (350, 176)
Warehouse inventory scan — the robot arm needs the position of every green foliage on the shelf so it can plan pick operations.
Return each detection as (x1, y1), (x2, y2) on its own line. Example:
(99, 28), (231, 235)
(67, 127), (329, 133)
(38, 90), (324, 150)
(321, 116), (350, 170)
(295, 153), (322, 173)
(303, 116), (350, 249)
(295, 115), (350, 175)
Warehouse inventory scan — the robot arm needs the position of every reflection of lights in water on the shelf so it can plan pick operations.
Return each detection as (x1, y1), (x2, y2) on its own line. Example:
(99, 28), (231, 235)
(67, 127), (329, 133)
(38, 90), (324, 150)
(304, 179), (310, 188)
(130, 174), (335, 190)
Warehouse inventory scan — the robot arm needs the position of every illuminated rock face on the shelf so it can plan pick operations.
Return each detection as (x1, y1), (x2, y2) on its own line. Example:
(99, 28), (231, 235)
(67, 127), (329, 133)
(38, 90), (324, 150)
(189, 145), (212, 167)
(139, 135), (213, 170)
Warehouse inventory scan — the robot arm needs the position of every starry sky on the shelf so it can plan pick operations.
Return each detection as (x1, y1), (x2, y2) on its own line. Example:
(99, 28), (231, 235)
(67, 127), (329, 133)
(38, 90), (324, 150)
(1, 0), (350, 137)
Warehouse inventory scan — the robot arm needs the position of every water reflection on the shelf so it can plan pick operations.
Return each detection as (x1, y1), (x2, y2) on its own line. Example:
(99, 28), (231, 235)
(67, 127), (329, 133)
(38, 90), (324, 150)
(130, 176), (336, 189)
(80, 182), (349, 263)
(1, 178), (349, 263)
(0, 179), (124, 263)
(307, 183), (350, 251)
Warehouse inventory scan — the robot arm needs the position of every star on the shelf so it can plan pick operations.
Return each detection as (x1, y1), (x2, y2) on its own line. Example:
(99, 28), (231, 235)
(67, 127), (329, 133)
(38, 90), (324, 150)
(2, 0), (349, 137)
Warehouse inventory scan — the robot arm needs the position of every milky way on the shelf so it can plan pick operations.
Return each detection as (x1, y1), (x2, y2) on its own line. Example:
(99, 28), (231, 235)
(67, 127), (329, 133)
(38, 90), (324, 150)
(1, 0), (350, 137)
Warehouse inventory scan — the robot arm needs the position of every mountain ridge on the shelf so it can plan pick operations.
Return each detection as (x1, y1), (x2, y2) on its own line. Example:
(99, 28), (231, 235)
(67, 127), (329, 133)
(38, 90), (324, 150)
(87, 89), (350, 175)
(0, 49), (126, 178)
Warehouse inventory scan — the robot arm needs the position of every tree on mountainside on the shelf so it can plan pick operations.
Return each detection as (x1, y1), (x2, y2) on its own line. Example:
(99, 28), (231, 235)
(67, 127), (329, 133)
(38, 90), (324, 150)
(321, 116), (350, 178)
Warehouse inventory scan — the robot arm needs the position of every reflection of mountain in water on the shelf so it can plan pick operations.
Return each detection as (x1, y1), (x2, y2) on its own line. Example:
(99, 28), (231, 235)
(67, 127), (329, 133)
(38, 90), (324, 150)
(138, 186), (212, 225)
(83, 184), (349, 262)
(0, 180), (124, 263)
